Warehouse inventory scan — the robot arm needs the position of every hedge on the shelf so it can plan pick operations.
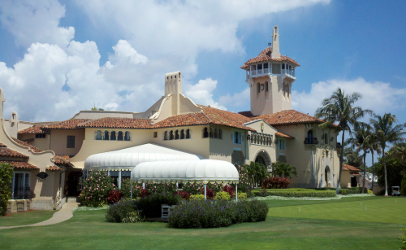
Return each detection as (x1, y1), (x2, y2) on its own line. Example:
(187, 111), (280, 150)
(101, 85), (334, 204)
(252, 188), (336, 198)
(0, 163), (13, 216)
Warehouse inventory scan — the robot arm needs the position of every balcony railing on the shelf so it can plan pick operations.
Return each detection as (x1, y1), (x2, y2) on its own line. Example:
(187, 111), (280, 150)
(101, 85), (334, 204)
(304, 137), (318, 145)
(282, 68), (295, 77)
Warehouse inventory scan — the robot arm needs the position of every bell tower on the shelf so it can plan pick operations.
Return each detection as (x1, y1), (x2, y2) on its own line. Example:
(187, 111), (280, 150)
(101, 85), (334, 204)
(241, 26), (299, 116)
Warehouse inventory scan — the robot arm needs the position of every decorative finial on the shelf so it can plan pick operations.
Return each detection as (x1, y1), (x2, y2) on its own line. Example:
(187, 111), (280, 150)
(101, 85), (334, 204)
(268, 42), (271, 47)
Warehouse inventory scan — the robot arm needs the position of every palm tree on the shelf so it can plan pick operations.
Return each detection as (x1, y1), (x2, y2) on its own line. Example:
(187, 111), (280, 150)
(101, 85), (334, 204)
(366, 130), (381, 191)
(370, 113), (406, 196)
(387, 142), (406, 162)
(315, 88), (372, 194)
(343, 145), (363, 168)
(345, 123), (371, 193)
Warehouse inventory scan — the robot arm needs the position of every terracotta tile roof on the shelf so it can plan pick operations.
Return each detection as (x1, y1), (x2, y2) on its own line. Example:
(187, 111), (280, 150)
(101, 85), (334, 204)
(54, 155), (73, 167)
(0, 144), (29, 158)
(77, 117), (152, 129)
(275, 131), (294, 139)
(255, 110), (326, 126)
(238, 111), (254, 118)
(46, 165), (62, 171)
(12, 138), (44, 153)
(342, 164), (362, 172)
(41, 119), (91, 130)
(0, 143), (6, 147)
(241, 47), (300, 70)
(0, 161), (39, 170)
(18, 125), (44, 134)
(153, 112), (211, 128)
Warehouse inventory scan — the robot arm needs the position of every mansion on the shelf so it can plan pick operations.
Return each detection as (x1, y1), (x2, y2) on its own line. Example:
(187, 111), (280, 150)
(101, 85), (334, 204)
(1, 26), (350, 212)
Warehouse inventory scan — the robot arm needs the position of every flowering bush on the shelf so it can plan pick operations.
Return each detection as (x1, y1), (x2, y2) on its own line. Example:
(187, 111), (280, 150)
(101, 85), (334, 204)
(120, 179), (143, 198)
(107, 190), (123, 204)
(238, 171), (250, 192)
(105, 199), (141, 223)
(147, 182), (177, 194)
(182, 181), (222, 195)
(201, 188), (215, 200)
(80, 171), (115, 207)
(223, 185), (235, 197)
(168, 199), (269, 228)
(174, 190), (190, 200)
(262, 176), (291, 189)
(140, 189), (150, 198)
(215, 191), (231, 201)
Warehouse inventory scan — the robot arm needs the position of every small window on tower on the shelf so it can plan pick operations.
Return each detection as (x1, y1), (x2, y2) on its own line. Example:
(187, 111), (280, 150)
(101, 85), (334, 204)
(257, 83), (260, 93)
(265, 82), (269, 92)
(153, 132), (157, 138)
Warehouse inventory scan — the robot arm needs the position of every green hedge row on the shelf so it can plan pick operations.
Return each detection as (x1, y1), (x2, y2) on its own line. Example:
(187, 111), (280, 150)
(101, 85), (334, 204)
(252, 188), (336, 198)
(0, 163), (14, 216)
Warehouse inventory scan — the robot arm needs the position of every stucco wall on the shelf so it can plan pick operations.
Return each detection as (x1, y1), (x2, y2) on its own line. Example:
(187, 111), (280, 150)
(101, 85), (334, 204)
(49, 129), (85, 156)
(19, 134), (50, 151)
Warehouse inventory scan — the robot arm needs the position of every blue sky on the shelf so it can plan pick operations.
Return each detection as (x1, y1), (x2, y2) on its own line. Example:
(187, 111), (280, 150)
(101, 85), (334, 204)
(0, 0), (405, 164)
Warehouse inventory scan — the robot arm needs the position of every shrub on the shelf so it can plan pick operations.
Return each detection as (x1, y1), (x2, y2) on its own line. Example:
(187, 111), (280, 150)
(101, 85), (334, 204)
(201, 188), (215, 200)
(238, 171), (250, 192)
(106, 199), (141, 223)
(215, 191), (231, 201)
(237, 192), (247, 199)
(401, 175), (406, 196)
(399, 228), (406, 250)
(147, 182), (177, 194)
(190, 194), (205, 201)
(182, 182), (203, 195)
(174, 190), (190, 200)
(135, 193), (182, 218)
(262, 177), (291, 189)
(140, 189), (150, 198)
(223, 185), (235, 197)
(0, 163), (13, 216)
(339, 187), (368, 195)
(252, 188), (336, 198)
(107, 190), (123, 204)
(168, 199), (269, 228)
(120, 179), (143, 198)
(79, 171), (116, 207)
(257, 188), (270, 197)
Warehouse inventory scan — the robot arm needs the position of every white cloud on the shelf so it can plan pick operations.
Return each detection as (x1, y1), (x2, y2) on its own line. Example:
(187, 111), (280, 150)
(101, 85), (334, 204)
(185, 78), (227, 110)
(292, 77), (406, 117)
(0, 0), (74, 48)
(219, 88), (250, 112)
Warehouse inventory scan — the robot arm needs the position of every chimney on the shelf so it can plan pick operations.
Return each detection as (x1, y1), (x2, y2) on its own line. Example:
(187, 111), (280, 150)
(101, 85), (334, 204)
(271, 26), (281, 59)
(165, 71), (182, 115)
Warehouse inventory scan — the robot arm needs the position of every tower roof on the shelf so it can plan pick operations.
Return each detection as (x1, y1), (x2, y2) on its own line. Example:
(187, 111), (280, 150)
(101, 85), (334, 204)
(241, 46), (300, 70)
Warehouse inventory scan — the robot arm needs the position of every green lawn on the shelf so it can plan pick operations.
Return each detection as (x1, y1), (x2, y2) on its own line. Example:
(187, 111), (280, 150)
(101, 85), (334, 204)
(0, 196), (405, 250)
(0, 210), (55, 227)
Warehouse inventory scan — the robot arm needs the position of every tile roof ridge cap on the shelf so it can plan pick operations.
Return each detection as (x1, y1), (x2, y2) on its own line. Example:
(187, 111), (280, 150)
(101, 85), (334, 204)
(200, 109), (213, 123)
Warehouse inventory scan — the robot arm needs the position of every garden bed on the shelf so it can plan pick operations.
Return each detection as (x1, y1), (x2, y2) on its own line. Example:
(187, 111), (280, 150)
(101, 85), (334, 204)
(252, 188), (336, 198)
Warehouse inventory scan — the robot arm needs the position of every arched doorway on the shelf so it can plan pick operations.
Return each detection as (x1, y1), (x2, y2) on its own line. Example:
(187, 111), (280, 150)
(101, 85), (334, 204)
(325, 166), (330, 188)
(255, 155), (266, 165)
(254, 150), (272, 172)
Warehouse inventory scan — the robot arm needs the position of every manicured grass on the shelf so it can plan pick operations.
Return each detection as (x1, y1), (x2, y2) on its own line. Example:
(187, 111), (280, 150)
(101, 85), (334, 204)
(0, 210), (56, 227)
(0, 196), (405, 249)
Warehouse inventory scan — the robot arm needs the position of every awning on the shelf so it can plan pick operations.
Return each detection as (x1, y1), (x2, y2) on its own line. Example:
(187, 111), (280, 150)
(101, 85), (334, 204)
(131, 159), (239, 184)
(84, 143), (202, 171)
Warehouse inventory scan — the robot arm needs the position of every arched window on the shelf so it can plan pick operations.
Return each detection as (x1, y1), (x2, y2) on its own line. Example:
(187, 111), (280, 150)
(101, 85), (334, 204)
(180, 130), (185, 139)
(103, 130), (109, 140)
(265, 82), (269, 92)
(124, 131), (130, 141)
(110, 131), (116, 140)
(218, 129), (222, 139)
(169, 130), (174, 140)
(175, 130), (180, 140)
(324, 133), (328, 144)
(307, 130), (313, 144)
(186, 129), (191, 139)
(164, 131), (168, 140)
(257, 83), (260, 93)
(213, 129), (218, 139)
(118, 131), (123, 141)
(96, 130), (102, 140)
(209, 128), (213, 138)
(203, 128), (209, 138)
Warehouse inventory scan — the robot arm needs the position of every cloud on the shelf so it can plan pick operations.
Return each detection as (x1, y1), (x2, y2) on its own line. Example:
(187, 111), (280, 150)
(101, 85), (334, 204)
(292, 77), (406, 117)
(185, 78), (227, 110)
(0, 0), (74, 48)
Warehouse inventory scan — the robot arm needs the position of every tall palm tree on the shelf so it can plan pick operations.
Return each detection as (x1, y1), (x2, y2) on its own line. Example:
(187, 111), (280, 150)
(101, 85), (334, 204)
(387, 142), (406, 162)
(370, 113), (406, 196)
(315, 88), (372, 194)
(366, 130), (381, 191)
(343, 145), (363, 168)
(345, 123), (371, 193)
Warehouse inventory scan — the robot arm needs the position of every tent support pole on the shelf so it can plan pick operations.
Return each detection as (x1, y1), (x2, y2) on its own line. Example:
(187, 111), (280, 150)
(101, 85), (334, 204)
(204, 184), (207, 201)
(235, 184), (238, 202)
(131, 180), (133, 201)
(142, 183), (145, 189)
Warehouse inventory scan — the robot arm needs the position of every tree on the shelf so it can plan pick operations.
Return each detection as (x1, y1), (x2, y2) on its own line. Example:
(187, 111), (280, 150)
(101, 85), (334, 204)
(243, 161), (269, 189)
(315, 88), (372, 194)
(370, 113), (406, 196)
(272, 162), (297, 179)
(366, 128), (381, 191)
(345, 123), (371, 193)
(343, 145), (363, 169)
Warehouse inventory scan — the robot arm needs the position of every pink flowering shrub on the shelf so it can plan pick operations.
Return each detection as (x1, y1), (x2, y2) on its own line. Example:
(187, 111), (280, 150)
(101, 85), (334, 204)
(79, 171), (116, 207)
(262, 176), (291, 189)
(120, 179), (144, 198)
(238, 170), (250, 192)
(223, 185), (235, 197)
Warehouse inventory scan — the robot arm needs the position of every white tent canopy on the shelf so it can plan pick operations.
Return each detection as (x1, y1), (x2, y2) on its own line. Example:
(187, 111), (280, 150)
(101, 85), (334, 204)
(84, 143), (202, 171)
(131, 159), (239, 184)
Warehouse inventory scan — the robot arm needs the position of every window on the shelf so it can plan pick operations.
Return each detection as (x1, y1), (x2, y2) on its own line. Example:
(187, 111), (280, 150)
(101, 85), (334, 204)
(257, 83), (260, 93)
(213, 129), (218, 138)
(164, 131), (168, 140)
(209, 128), (213, 138)
(265, 82), (269, 92)
(96, 130), (102, 140)
(35, 134), (46, 138)
(12, 172), (30, 199)
(324, 133), (328, 144)
(186, 129), (191, 139)
(203, 128), (209, 138)
(124, 131), (130, 141)
(272, 63), (281, 74)
(307, 130), (313, 144)
(169, 131), (174, 140)
(175, 130), (180, 140)
(103, 131), (109, 140)
(180, 130), (185, 139)
(233, 131), (242, 144)
(67, 136), (75, 148)
(218, 129), (222, 139)
(279, 139), (286, 150)
(153, 132), (158, 138)
(118, 131), (123, 141)
(111, 131), (116, 140)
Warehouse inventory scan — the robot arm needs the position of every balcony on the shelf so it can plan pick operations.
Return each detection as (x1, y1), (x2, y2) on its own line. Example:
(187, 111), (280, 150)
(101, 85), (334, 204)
(282, 68), (295, 78)
(304, 137), (319, 145)
(246, 68), (269, 80)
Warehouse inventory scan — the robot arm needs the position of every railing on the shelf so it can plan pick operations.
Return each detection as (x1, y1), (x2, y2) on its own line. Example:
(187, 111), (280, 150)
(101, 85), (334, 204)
(282, 68), (295, 77)
(304, 137), (319, 145)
